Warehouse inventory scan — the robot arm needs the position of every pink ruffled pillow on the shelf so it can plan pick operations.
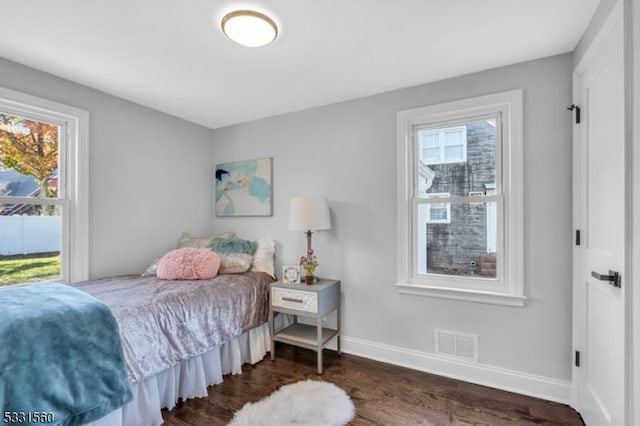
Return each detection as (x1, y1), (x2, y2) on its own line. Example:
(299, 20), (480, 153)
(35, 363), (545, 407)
(157, 248), (221, 280)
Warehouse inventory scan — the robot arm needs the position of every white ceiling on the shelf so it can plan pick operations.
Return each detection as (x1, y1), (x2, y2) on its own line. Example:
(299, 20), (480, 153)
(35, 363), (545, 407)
(0, 0), (598, 129)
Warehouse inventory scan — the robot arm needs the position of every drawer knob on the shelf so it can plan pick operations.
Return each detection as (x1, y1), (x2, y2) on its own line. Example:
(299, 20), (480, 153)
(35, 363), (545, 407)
(282, 297), (304, 303)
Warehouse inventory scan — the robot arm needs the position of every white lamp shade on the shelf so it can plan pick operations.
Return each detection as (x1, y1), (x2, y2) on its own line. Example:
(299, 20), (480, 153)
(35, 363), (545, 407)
(288, 197), (331, 231)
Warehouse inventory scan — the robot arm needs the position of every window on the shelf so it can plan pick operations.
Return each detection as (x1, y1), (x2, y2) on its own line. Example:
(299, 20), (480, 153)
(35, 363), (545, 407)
(396, 90), (524, 306)
(0, 88), (89, 286)
(424, 193), (450, 224)
(419, 126), (467, 164)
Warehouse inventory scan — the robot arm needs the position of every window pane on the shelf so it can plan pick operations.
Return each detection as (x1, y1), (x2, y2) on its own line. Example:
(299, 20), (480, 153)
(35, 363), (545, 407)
(417, 202), (497, 279)
(422, 119), (495, 197)
(444, 145), (464, 162)
(424, 193), (450, 223)
(419, 131), (440, 164)
(444, 128), (464, 146)
(421, 132), (439, 148)
(0, 113), (60, 199)
(430, 206), (448, 221)
(421, 147), (440, 163)
(0, 203), (61, 286)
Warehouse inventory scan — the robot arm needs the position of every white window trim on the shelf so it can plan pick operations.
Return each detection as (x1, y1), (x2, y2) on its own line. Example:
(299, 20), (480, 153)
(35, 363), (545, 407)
(396, 90), (524, 307)
(0, 87), (89, 283)
(419, 125), (468, 165)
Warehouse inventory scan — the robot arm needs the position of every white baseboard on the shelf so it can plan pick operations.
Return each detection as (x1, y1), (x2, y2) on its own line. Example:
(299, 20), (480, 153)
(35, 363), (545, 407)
(341, 335), (571, 404)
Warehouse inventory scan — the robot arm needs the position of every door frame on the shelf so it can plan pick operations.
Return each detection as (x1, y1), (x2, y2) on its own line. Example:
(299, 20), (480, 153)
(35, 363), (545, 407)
(571, 0), (632, 422)
(627, 0), (639, 424)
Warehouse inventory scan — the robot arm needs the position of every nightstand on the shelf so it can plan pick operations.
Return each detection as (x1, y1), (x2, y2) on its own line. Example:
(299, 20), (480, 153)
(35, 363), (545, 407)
(269, 279), (341, 374)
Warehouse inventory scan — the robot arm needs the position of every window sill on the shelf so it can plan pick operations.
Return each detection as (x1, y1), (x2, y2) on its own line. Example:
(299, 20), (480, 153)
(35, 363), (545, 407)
(395, 282), (526, 307)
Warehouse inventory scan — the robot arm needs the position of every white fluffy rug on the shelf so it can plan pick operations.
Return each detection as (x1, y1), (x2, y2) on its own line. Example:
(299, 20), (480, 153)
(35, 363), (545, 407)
(229, 380), (355, 426)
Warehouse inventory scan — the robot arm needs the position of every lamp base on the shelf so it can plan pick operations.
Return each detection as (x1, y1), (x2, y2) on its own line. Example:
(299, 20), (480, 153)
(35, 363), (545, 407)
(305, 230), (313, 253)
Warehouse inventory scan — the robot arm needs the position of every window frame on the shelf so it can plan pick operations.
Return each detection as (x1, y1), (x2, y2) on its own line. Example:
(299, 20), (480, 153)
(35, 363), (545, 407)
(396, 90), (524, 307)
(0, 87), (89, 283)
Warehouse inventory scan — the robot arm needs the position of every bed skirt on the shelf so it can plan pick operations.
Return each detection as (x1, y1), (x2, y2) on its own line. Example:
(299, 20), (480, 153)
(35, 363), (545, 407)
(88, 321), (272, 426)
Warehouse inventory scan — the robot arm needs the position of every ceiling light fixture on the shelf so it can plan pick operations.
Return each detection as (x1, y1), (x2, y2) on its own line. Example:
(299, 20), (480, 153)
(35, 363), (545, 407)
(221, 10), (278, 47)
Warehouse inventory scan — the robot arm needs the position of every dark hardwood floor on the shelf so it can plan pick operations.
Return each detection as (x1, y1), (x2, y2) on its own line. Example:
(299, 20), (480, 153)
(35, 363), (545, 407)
(162, 344), (583, 425)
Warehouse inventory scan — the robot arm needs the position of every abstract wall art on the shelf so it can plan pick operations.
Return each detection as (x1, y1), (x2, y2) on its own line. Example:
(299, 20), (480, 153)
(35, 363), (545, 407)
(215, 158), (272, 216)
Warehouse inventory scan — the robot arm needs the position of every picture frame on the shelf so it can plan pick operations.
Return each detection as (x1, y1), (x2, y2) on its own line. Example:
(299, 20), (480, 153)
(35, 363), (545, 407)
(282, 265), (301, 284)
(215, 157), (273, 216)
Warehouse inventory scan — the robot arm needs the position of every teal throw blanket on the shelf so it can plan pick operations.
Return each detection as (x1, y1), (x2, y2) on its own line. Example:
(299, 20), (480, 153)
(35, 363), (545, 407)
(0, 282), (132, 425)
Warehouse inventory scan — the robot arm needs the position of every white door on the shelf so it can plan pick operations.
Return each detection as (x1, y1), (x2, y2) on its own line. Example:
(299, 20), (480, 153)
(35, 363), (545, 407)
(572, 5), (626, 426)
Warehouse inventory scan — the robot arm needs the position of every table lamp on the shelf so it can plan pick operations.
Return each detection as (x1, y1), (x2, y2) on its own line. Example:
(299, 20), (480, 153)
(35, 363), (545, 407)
(288, 197), (331, 254)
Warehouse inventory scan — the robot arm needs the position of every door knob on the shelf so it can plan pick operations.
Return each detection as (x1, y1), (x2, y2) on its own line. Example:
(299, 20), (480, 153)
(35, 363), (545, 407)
(591, 270), (621, 288)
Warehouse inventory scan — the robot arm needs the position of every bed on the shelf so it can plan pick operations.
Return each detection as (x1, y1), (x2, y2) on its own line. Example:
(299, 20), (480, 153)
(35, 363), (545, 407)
(73, 271), (277, 426)
(1, 234), (278, 425)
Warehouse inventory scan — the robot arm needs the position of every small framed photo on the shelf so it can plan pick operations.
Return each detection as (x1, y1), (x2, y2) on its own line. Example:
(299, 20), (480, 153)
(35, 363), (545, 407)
(282, 265), (301, 284)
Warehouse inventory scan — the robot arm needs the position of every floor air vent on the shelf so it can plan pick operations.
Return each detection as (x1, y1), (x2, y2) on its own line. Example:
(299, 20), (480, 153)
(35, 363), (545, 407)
(434, 329), (478, 362)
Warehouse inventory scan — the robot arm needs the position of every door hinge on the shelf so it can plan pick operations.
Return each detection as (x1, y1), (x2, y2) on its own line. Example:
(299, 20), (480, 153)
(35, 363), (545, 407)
(567, 104), (581, 124)
(575, 350), (581, 367)
(575, 229), (581, 246)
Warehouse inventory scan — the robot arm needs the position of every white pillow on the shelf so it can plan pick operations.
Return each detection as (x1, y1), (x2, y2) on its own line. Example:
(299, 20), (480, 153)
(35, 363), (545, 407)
(219, 253), (253, 274)
(177, 231), (235, 249)
(250, 238), (276, 278)
(141, 257), (160, 276)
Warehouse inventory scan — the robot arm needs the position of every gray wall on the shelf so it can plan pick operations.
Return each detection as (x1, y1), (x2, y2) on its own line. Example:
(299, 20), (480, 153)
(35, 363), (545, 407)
(210, 53), (574, 380)
(0, 58), (215, 279)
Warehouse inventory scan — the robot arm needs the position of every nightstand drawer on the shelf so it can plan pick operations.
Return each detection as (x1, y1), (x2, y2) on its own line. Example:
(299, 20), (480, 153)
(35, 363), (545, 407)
(272, 287), (318, 313)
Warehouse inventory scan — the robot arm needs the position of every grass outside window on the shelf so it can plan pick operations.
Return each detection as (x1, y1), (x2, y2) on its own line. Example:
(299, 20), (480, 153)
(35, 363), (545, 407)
(0, 253), (60, 287)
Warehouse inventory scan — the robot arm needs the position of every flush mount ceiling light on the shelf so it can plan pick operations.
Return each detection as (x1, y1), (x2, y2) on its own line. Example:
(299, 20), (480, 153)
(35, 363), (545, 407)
(221, 10), (278, 47)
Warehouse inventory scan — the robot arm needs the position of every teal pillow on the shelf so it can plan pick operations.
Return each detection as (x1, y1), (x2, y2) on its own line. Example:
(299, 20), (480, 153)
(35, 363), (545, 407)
(209, 237), (257, 256)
